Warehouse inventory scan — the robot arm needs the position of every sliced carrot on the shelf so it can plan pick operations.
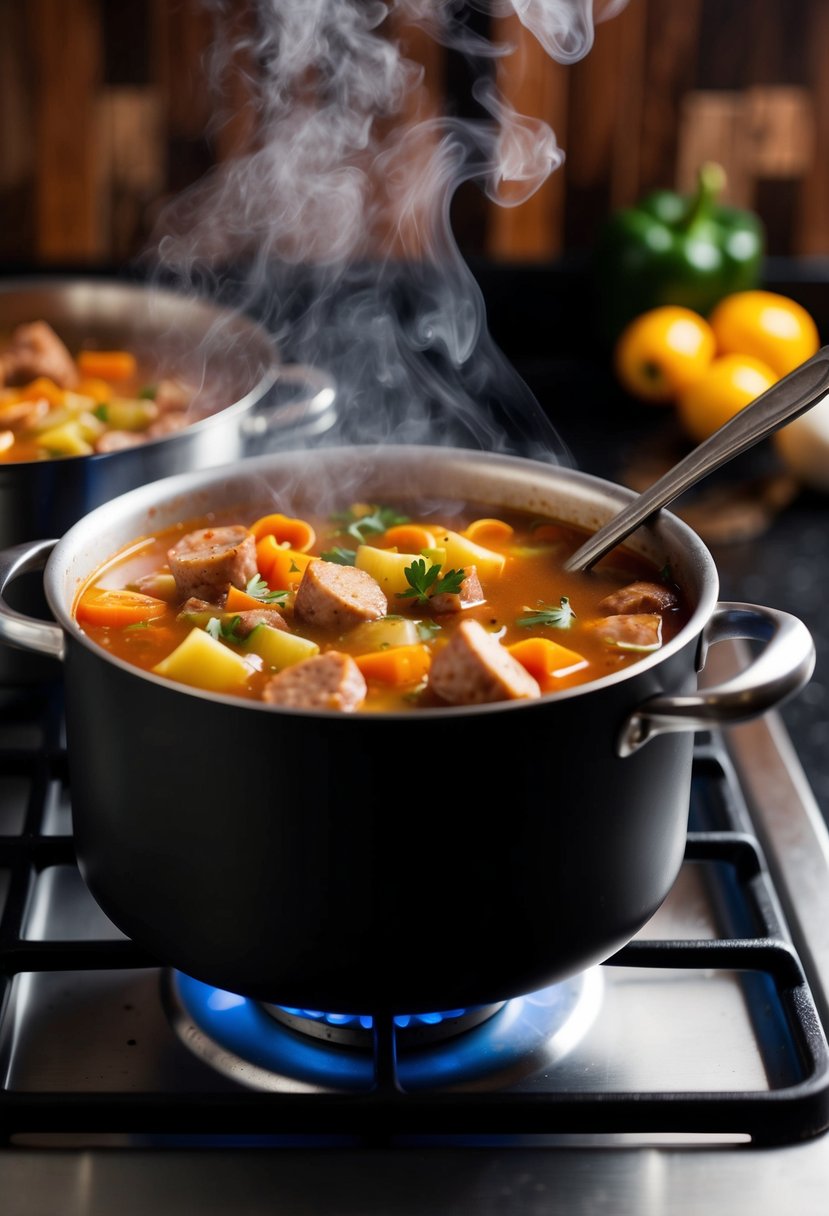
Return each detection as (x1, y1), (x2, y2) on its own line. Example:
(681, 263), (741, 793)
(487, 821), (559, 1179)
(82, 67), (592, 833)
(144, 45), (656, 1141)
(463, 518), (514, 544)
(249, 512), (316, 552)
(76, 376), (112, 404)
(381, 524), (436, 551)
(224, 585), (270, 611)
(507, 637), (588, 691)
(267, 547), (316, 590)
(355, 644), (431, 685)
(20, 377), (64, 407)
(75, 587), (169, 628)
(76, 350), (137, 383)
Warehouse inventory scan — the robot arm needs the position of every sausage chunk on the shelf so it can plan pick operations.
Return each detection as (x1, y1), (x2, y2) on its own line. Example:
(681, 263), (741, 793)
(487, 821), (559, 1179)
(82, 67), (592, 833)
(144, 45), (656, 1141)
(294, 560), (387, 631)
(428, 565), (485, 614)
(263, 651), (367, 712)
(231, 608), (288, 637)
(598, 580), (678, 616)
(167, 525), (257, 603)
(586, 613), (663, 650)
(429, 619), (541, 706)
(1, 321), (79, 389)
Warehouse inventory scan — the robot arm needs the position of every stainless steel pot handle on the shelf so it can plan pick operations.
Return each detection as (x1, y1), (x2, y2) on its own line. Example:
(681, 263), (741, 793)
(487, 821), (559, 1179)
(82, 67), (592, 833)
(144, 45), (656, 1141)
(242, 363), (337, 440)
(0, 540), (64, 660)
(619, 602), (815, 757)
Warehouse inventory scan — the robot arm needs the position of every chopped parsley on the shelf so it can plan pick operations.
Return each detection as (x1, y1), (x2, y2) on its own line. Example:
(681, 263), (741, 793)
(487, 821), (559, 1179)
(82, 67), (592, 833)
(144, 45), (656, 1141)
(92, 403), (109, 422)
(206, 615), (246, 644)
(319, 546), (357, 566)
(516, 597), (575, 629)
(331, 504), (410, 543)
(397, 559), (466, 607)
(139, 384), (157, 400)
(246, 574), (288, 605)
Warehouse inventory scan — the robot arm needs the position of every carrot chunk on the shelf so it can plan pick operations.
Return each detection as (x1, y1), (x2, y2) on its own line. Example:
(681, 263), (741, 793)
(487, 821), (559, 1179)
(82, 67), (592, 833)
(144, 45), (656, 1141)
(76, 350), (137, 382)
(507, 636), (588, 691)
(249, 512), (316, 552)
(355, 643), (431, 685)
(74, 587), (168, 628)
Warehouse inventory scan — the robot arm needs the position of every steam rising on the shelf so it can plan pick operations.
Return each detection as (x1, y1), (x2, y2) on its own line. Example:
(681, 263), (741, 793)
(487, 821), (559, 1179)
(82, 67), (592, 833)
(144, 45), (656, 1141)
(149, 1), (626, 459)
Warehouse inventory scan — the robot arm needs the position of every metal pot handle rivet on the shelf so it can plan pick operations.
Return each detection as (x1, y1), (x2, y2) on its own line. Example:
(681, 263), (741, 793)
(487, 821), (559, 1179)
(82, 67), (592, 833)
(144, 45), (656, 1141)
(618, 602), (816, 757)
(0, 540), (64, 660)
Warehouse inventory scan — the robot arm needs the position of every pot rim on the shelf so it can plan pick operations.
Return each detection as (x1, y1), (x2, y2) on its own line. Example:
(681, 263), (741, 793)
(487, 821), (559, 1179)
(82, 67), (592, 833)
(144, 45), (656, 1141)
(0, 275), (279, 466)
(46, 443), (721, 718)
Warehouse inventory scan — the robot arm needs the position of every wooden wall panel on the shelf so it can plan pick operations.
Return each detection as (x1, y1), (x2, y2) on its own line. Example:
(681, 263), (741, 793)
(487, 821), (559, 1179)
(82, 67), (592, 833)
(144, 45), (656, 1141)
(0, 0), (827, 266)
(29, 0), (103, 262)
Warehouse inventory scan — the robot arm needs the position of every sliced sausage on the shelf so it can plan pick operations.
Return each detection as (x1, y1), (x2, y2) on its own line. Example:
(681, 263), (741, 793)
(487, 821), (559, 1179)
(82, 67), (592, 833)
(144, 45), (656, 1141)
(146, 411), (190, 439)
(230, 608), (288, 637)
(428, 618), (541, 706)
(95, 430), (146, 453)
(167, 525), (257, 603)
(597, 580), (678, 616)
(263, 651), (367, 712)
(586, 613), (663, 650)
(294, 560), (387, 631)
(429, 565), (485, 614)
(153, 378), (192, 413)
(2, 321), (79, 389)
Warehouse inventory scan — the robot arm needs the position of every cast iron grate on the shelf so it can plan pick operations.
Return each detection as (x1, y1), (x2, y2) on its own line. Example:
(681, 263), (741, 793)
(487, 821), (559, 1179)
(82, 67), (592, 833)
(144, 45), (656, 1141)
(1, 684), (828, 1147)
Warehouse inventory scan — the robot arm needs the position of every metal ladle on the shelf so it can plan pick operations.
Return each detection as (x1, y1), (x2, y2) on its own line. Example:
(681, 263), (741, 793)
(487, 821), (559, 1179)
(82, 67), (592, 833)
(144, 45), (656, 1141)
(564, 345), (829, 573)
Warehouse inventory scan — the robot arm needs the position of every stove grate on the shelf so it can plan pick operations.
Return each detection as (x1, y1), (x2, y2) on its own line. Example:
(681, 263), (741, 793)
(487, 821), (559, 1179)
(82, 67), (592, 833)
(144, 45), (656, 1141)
(1, 687), (828, 1146)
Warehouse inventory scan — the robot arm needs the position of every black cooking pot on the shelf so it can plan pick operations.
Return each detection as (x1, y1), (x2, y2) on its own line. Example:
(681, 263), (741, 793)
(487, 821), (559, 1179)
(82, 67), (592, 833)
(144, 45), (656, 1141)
(0, 278), (335, 682)
(0, 446), (815, 1014)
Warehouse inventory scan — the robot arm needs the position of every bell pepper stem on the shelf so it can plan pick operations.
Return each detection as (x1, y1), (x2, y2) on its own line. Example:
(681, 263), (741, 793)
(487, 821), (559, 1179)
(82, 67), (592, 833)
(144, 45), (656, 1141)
(680, 161), (727, 230)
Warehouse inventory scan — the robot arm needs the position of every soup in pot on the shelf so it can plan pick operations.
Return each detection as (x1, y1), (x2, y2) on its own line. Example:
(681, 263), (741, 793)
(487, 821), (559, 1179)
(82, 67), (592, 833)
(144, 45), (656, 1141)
(0, 320), (195, 460)
(73, 498), (691, 713)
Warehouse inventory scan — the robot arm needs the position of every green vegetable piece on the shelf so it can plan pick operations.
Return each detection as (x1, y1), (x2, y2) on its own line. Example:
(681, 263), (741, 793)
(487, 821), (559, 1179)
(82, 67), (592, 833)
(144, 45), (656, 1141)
(246, 574), (288, 604)
(595, 161), (765, 343)
(516, 597), (575, 629)
(331, 504), (410, 543)
(397, 559), (466, 607)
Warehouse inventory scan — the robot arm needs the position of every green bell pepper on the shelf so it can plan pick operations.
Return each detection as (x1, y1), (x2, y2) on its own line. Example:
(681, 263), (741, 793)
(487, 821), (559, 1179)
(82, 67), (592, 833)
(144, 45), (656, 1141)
(595, 162), (765, 344)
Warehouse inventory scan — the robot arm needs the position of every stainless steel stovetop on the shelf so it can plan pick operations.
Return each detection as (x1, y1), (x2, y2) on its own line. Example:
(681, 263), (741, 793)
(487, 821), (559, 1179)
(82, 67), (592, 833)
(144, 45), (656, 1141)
(1, 643), (829, 1215)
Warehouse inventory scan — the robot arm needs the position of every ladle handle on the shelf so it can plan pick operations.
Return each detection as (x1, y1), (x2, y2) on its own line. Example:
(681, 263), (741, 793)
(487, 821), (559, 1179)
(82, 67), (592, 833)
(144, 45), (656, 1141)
(565, 344), (829, 573)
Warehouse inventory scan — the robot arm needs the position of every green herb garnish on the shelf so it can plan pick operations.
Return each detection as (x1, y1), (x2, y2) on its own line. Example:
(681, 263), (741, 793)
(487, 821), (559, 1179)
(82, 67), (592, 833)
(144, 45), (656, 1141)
(397, 559), (466, 607)
(331, 504), (410, 543)
(93, 403), (109, 422)
(206, 615), (245, 644)
(139, 385), (157, 400)
(246, 574), (289, 605)
(516, 597), (575, 629)
(319, 546), (357, 566)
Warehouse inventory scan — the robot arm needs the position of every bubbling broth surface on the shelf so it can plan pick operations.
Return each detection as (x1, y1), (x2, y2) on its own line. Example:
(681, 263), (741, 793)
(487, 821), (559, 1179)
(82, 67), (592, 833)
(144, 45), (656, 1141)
(73, 498), (691, 713)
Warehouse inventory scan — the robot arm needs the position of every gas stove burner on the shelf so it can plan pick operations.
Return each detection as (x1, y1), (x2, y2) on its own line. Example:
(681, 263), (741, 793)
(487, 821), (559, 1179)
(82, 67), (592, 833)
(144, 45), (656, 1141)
(164, 968), (604, 1093)
(262, 1001), (506, 1047)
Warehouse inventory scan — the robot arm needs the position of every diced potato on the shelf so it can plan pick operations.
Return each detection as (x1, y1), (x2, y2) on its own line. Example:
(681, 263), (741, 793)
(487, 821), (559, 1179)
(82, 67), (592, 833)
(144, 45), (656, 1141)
(76, 411), (107, 443)
(107, 398), (160, 431)
(152, 627), (250, 692)
(243, 624), (319, 670)
(355, 545), (445, 596)
(349, 616), (420, 650)
(35, 421), (94, 457)
(432, 529), (506, 579)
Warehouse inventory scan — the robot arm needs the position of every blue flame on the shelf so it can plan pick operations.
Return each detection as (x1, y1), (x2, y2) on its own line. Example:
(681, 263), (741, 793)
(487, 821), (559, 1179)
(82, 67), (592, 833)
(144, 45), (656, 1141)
(171, 969), (600, 1093)
(276, 1005), (470, 1031)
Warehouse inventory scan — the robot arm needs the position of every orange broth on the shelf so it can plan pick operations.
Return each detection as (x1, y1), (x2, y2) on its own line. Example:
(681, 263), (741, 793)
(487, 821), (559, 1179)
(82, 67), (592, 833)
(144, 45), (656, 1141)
(73, 501), (691, 712)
